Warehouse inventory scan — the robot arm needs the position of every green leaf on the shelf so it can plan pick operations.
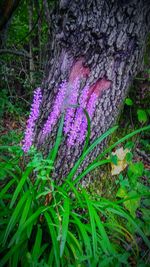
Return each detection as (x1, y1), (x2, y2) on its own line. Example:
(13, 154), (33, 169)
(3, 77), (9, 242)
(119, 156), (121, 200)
(19, 194), (32, 228)
(125, 98), (133, 106)
(125, 141), (134, 150)
(116, 187), (128, 199)
(137, 109), (148, 123)
(125, 152), (133, 163)
(12, 249), (19, 267)
(44, 211), (60, 267)
(0, 178), (16, 199)
(10, 166), (33, 208)
(96, 125), (150, 162)
(107, 206), (150, 249)
(66, 126), (118, 182)
(141, 208), (150, 222)
(136, 182), (150, 194)
(72, 159), (110, 186)
(3, 191), (30, 245)
(93, 208), (114, 255)
(0, 241), (24, 267)
(110, 154), (118, 165)
(67, 231), (82, 259)
(10, 206), (48, 245)
(32, 225), (42, 261)
(123, 191), (140, 218)
(82, 108), (91, 153)
(64, 180), (83, 207)
(128, 162), (144, 177)
(48, 247), (55, 266)
(48, 115), (64, 163)
(83, 191), (97, 257)
(116, 188), (141, 218)
(71, 213), (92, 258)
(60, 197), (70, 257)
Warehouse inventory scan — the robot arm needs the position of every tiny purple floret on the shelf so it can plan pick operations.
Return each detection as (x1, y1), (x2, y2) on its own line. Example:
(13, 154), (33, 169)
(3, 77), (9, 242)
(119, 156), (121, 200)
(22, 88), (42, 152)
(42, 80), (67, 136)
(64, 78), (80, 136)
(67, 84), (89, 146)
(78, 92), (98, 144)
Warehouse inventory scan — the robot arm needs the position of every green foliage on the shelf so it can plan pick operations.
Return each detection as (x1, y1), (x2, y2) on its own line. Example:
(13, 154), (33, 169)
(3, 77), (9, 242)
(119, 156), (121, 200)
(0, 90), (25, 119)
(115, 144), (150, 238)
(137, 109), (148, 123)
(0, 4), (149, 266)
(0, 120), (150, 266)
(125, 98), (133, 106)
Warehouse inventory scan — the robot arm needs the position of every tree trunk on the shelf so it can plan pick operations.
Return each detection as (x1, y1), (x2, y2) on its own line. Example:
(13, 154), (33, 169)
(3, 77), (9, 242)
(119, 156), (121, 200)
(32, 0), (150, 182)
(0, 0), (21, 48)
(28, 0), (35, 85)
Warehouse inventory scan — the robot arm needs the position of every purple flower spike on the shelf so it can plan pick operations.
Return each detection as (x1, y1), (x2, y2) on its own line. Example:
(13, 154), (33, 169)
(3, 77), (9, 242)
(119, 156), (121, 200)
(64, 78), (80, 135)
(67, 84), (89, 146)
(79, 84), (89, 108)
(22, 88), (42, 152)
(67, 107), (83, 146)
(78, 92), (98, 144)
(42, 80), (67, 136)
(87, 92), (97, 118)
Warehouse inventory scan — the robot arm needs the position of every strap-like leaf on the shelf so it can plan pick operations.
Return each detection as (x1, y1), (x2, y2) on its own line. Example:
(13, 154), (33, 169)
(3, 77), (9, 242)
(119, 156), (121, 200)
(44, 211), (60, 267)
(60, 197), (70, 257)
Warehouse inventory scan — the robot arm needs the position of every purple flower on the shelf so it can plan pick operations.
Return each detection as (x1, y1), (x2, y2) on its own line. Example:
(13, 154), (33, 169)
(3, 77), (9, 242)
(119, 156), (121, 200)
(42, 80), (67, 136)
(67, 84), (89, 146)
(67, 107), (82, 146)
(78, 92), (98, 144)
(79, 84), (89, 108)
(64, 78), (80, 135)
(22, 88), (42, 152)
(87, 92), (97, 117)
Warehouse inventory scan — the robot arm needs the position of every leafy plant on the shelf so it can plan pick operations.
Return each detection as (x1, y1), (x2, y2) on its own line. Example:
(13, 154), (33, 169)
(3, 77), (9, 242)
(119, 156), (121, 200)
(137, 109), (148, 123)
(0, 119), (150, 266)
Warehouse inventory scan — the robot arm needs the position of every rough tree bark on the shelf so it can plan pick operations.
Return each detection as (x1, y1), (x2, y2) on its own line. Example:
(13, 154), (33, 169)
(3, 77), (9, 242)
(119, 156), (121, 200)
(0, 0), (21, 48)
(33, 0), (150, 182)
(28, 0), (35, 85)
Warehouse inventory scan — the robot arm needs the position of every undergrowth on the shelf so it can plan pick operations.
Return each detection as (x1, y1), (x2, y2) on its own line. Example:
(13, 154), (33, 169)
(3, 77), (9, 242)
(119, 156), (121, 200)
(0, 112), (150, 266)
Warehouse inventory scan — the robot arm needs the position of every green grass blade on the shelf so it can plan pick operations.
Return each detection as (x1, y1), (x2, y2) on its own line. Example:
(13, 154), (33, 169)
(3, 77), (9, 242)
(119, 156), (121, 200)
(97, 124), (150, 161)
(60, 197), (70, 257)
(66, 126), (118, 181)
(44, 211), (60, 267)
(32, 225), (42, 261)
(95, 196), (150, 250)
(64, 180), (84, 207)
(71, 213), (92, 257)
(0, 242), (24, 267)
(10, 166), (33, 208)
(12, 249), (19, 267)
(82, 108), (91, 153)
(72, 159), (110, 186)
(18, 194), (32, 227)
(93, 208), (114, 255)
(67, 231), (82, 260)
(0, 145), (21, 151)
(38, 243), (48, 258)
(83, 190), (97, 257)
(48, 115), (64, 162)
(48, 247), (54, 266)
(107, 206), (150, 250)
(0, 178), (16, 199)
(3, 191), (30, 245)
(10, 206), (49, 245)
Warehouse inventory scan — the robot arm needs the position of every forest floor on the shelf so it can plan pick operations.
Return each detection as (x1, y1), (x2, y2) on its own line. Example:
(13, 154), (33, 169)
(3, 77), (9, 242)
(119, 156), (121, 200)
(0, 74), (150, 266)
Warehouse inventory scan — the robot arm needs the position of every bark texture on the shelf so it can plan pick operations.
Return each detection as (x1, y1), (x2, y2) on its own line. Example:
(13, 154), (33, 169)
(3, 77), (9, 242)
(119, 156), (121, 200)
(0, 0), (20, 48)
(34, 0), (150, 181)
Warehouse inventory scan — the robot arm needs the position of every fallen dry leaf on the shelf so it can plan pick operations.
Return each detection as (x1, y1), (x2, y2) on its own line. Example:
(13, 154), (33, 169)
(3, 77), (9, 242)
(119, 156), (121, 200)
(110, 147), (130, 176)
